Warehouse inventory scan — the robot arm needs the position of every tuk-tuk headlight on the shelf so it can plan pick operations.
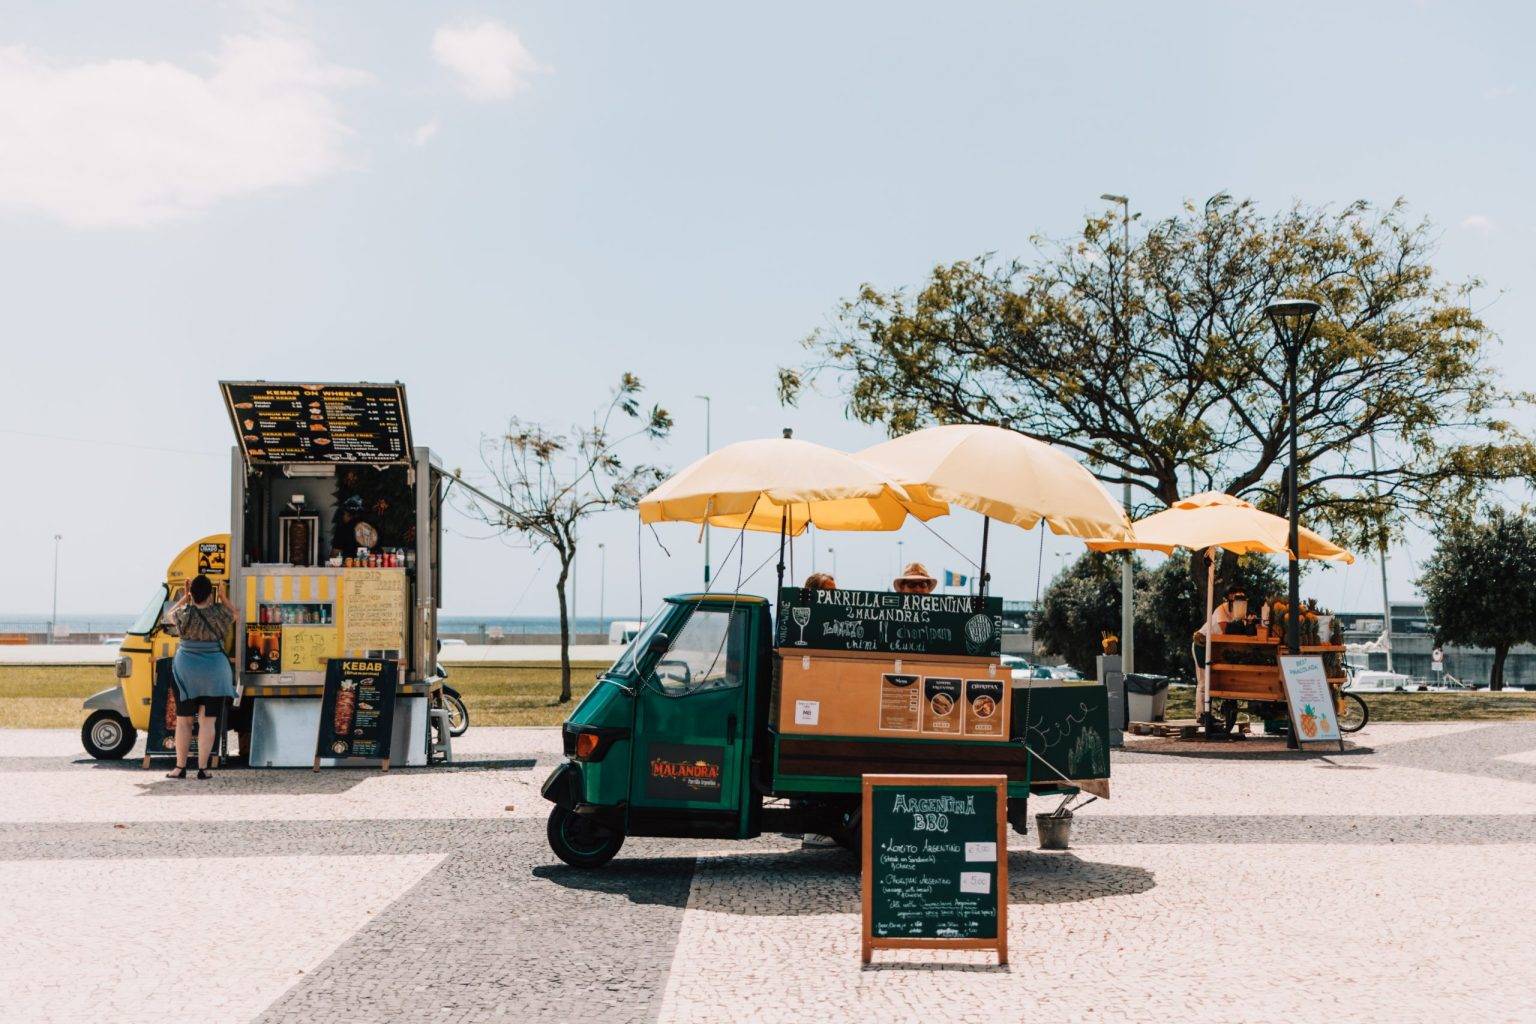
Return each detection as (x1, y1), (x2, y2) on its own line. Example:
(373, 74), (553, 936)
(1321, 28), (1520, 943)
(565, 724), (628, 763)
(115, 657), (132, 679)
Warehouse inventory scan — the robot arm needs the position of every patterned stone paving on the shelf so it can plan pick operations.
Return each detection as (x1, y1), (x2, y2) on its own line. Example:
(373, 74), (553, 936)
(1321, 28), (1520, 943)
(2, 721), (1534, 1023)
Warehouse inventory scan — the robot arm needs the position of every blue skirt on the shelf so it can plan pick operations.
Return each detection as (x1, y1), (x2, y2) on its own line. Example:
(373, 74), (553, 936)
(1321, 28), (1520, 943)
(172, 640), (236, 702)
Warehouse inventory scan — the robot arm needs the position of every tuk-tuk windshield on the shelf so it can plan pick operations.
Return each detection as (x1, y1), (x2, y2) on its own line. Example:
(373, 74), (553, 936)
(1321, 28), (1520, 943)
(604, 605), (672, 679)
(126, 584), (169, 636)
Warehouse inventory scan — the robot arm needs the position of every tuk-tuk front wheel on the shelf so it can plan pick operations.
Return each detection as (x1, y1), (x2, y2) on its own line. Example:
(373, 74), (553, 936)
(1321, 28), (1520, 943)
(82, 710), (137, 760)
(547, 805), (624, 868)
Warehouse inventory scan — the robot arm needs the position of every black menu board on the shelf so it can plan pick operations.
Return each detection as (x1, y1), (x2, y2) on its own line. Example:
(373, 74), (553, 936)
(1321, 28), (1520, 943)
(315, 658), (398, 766)
(862, 775), (1008, 964)
(144, 658), (220, 761)
(777, 587), (1002, 657)
(221, 381), (412, 464)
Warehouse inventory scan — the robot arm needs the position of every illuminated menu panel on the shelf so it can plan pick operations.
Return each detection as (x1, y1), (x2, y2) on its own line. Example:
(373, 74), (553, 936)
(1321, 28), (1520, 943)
(220, 381), (412, 463)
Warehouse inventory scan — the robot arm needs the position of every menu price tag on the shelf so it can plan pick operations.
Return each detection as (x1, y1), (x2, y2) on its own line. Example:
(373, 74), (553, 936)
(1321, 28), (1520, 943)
(861, 774), (1008, 965)
(314, 658), (398, 770)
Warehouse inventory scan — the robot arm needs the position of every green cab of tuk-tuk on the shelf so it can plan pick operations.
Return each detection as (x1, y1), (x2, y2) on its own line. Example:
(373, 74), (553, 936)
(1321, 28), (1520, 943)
(542, 589), (1112, 869)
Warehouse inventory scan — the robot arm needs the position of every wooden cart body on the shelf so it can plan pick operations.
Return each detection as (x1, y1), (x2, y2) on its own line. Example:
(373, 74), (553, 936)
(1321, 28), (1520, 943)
(1207, 633), (1347, 705)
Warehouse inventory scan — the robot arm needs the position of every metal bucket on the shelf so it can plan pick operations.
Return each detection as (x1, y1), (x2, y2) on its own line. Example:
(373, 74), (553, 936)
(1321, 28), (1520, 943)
(1035, 812), (1073, 850)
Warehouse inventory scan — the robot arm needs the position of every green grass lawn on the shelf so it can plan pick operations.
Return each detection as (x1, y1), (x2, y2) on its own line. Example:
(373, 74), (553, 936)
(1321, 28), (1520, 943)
(1164, 684), (1536, 722)
(0, 663), (601, 730)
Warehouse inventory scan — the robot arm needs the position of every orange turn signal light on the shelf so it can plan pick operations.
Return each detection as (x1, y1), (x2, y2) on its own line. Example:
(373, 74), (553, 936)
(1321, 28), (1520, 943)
(574, 732), (601, 759)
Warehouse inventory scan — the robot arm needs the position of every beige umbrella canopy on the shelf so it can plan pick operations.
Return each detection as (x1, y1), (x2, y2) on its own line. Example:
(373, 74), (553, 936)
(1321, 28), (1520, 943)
(1084, 491), (1354, 562)
(856, 424), (1133, 542)
(637, 437), (946, 536)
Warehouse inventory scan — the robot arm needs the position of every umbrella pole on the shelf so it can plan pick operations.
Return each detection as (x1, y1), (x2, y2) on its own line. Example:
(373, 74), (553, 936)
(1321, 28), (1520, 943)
(1203, 549), (1216, 726)
(776, 506), (787, 593)
(978, 517), (991, 600)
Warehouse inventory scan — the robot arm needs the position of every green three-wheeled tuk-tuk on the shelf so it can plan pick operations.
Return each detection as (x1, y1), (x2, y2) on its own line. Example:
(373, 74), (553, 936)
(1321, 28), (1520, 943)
(541, 588), (1112, 867)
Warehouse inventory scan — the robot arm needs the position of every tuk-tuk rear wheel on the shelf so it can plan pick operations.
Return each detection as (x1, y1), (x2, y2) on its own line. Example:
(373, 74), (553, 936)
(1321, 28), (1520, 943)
(547, 805), (624, 868)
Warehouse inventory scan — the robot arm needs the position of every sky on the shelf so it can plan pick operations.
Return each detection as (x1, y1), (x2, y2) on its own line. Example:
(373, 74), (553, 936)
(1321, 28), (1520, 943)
(2, 1), (1533, 622)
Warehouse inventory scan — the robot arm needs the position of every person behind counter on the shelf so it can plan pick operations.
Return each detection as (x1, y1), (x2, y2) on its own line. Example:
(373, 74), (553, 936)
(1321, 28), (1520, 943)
(892, 562), (938, 595)
(166, 575), (238, 780)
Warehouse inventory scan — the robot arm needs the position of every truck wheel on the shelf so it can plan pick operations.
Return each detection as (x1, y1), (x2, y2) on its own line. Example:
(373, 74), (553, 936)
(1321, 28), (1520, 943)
(82, 710), (137, 760)
(832, 822), (861, 853)
(547, 805), (624, 868)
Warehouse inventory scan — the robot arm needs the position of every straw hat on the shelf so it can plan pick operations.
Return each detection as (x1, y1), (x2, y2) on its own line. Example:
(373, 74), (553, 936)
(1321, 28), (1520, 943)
(894, 562), (936, 586)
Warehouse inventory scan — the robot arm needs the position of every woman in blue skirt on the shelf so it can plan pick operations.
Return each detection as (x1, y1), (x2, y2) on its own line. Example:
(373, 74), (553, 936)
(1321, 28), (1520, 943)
(167, 574), (237, 779)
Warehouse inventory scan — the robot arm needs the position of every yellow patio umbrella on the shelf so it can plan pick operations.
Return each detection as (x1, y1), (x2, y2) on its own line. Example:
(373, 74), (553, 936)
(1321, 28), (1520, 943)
(1084, 491), (1354, 723)
(856, 424), (1133, 592)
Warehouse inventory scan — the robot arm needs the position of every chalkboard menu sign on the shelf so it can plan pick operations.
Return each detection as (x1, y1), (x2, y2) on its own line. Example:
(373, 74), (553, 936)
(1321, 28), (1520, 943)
(1013, 681), (1111, 787)
(221, 381), (412, 464)
(314, 658), (398, 768)
(861, 774), (1008, 965)
(777, 587), (1002, 657)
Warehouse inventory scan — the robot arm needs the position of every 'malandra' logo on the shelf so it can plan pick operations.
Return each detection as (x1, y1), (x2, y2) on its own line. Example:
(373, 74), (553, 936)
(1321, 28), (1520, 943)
(650, 757), (720, 781)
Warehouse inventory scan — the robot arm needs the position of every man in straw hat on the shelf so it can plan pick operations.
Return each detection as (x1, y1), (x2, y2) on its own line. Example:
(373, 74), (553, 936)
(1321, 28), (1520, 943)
(893, 562), (938, 595)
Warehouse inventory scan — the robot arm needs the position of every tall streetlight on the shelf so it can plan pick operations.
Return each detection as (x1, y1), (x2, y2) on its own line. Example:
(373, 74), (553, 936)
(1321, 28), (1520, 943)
(695, 394), (712, 586)
(827, 546), (838, 580)
(1101, 192), (1135, 673)
(597, 542), (607, 623)
(1265, 298), (1322, 655)
(49, 534), (62, 645)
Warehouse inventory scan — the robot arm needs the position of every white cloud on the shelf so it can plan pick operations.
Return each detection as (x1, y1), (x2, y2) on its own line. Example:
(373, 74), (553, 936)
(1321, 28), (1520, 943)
(432, 20), (543, 101)
(1461, 214), (1494, 235)
(0, 34), (368, 228)
(410, 119), (440, 146)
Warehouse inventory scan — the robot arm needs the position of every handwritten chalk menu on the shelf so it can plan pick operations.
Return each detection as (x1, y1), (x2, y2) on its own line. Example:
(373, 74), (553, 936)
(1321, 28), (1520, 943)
(315, 658), (398, 766)
(342, 570), (407, 652)
(1280, 655), (1344, 750)
(878, 674), (921, 731)
(220, 381), (412, 464)
(776, 587), (1002, 657)
(862, 774), (1008, 965)
(1014, 681), (1110, 784)
(282, 626), (338, 674)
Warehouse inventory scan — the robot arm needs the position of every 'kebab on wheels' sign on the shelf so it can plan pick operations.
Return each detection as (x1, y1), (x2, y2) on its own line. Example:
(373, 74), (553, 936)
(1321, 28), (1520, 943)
(1279, 655), (1345, 753)
(861, 774), (1008, 965)
(314, 658), (399, 770)
(220, 381), (412, 465)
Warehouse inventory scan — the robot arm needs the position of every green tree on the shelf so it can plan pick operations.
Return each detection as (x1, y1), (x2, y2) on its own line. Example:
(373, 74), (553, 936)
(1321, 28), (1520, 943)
(1419, 507), (1536, 691)
(780, 195), (1536, 554)
(459, 375), (671, 702)
(1035, 552), (1149, 676)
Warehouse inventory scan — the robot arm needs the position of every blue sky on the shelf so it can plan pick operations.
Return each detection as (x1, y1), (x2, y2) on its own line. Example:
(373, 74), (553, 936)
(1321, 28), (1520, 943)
(2, 1), (1532, 620)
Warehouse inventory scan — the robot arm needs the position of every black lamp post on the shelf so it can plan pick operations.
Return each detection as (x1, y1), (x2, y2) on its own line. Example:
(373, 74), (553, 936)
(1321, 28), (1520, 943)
(1264, 298), (1321, 656)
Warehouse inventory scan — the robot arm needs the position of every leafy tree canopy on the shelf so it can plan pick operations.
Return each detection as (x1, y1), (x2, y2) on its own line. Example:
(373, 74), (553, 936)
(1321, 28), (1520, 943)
(781, 194), (1536, 552)
(1419, 507), (1536, 690)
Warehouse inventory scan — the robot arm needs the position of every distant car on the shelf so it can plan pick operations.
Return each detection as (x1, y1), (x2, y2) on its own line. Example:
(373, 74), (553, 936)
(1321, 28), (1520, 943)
(440, 638), (468, 647)
(101, 637), (123, 648)
(1047, 664), (1083, 681)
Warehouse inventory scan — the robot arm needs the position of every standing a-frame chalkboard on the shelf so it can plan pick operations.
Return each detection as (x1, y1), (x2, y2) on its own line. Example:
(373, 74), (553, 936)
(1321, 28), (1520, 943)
(861, 774), (1008, 965)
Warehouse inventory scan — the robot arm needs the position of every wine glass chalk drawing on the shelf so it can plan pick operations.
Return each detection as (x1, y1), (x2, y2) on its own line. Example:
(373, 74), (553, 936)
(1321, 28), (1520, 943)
(791, 606), (812, 646)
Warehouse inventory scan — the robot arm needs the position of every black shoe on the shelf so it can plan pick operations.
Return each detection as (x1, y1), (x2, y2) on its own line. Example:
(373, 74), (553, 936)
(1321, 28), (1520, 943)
(195, 769), (211, 780)
(165, 767), (187, 780)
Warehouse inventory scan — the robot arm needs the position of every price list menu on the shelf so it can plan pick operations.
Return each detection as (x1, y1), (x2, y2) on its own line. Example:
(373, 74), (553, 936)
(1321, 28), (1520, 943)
(221, 382), (412, 463)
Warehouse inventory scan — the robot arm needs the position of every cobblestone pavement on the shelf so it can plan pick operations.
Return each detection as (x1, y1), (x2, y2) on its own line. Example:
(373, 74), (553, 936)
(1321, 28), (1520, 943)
(3, 721), (1535, 1023)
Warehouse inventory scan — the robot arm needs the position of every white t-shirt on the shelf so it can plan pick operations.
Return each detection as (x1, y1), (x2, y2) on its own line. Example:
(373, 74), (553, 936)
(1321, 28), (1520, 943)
(1202, 601), (1238, 636)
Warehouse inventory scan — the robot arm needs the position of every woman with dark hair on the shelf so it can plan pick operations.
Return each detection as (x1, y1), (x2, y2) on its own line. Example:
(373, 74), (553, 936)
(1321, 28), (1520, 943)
(166, 574), (238, 779)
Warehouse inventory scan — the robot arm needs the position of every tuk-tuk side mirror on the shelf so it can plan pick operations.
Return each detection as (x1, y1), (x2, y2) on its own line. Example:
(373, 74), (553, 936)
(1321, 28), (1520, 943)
(646, 632), (671, 658)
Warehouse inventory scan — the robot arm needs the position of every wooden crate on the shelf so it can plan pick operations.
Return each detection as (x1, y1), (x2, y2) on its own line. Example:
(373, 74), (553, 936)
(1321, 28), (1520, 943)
(772, 648), (1009, 743)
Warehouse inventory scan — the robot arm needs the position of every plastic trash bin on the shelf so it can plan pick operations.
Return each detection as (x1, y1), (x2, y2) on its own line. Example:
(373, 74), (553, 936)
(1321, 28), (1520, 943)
(1125, 674), (1171, 723)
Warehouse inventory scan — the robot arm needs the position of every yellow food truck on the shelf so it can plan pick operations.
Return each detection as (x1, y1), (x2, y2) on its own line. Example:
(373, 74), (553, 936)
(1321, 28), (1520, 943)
(82, 381), (457, 766)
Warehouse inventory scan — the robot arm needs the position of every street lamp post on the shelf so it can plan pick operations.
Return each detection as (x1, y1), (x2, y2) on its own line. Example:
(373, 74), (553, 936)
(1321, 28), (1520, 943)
(597, 542), (607, 624)
(50, 534), (61, 645)
(1265, 298), (1322, 656)
(695, 395), (712, 587)
(1102, 192), (1135, 674)
(827, 547), (837, 580)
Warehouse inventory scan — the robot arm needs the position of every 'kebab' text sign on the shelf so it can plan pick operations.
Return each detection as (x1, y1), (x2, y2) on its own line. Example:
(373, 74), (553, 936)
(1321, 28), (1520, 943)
(862, 774), (1008, 965)
(314, 658), (398, 769)
(777, 587), (1002, 657)
(1279, 655), (1344, 752)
